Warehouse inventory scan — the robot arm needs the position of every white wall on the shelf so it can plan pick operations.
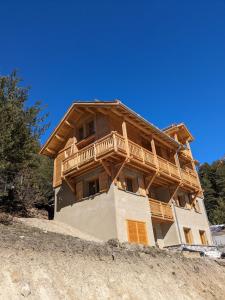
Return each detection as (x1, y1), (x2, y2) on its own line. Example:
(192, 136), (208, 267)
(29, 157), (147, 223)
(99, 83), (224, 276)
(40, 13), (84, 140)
(114, 187), (155, 246)
(174, 198), (212, 245)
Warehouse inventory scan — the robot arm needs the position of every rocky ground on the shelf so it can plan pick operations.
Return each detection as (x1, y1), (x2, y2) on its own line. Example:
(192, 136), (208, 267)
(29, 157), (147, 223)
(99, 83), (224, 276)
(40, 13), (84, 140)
(1, 220), (225, 300)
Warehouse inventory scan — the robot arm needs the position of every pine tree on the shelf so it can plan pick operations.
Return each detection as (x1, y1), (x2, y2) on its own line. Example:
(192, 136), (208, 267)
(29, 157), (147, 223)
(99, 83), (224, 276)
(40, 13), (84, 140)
(0, 71), (53, 214)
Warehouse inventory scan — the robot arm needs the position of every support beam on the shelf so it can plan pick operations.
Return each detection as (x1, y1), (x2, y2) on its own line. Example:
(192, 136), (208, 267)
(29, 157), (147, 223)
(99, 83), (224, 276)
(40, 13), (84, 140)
(84, 108), (95, 115)
(64, 176), (75, 193)
(55, 134), (66, 142)
(169, 183), (181, 202)
(46, 147), (56, 155)
(113, 158), (127, 183)
(65, 120), (75, 129)
(100, 160), (112, 177)
(145, 171), (158, 194)
(97, 108), (108, 115)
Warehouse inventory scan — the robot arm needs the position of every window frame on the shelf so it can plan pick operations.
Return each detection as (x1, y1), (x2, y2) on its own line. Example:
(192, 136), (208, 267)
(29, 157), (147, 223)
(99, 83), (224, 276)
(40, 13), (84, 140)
(183, 227), (193, 245)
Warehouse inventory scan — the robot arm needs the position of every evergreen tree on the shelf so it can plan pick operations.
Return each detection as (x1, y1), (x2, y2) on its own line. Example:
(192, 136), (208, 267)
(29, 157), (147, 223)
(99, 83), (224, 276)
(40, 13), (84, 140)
(199, 158), (225, 224)
(0, 71), (53, 214)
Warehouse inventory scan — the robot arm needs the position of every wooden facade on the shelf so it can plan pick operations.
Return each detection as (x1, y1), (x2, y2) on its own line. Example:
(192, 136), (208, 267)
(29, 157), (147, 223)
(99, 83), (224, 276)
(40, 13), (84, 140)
(40, 100), (203, 227)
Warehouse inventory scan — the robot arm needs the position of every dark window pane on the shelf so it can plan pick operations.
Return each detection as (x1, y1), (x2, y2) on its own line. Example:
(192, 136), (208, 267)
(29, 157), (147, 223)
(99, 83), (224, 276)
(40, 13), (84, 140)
(78, 127), (84, 140)
(126, 178), (133, 192)
(87, 120), (95, 136)
(88, 179), (99, 196)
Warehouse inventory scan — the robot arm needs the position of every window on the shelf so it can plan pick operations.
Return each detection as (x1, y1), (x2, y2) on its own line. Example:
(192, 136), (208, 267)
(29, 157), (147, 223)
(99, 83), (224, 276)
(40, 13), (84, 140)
(199, 230), (208, 245)
(78, 119), (95, 141)
(87, 120), (95, 136)
(127, 220), (148, 245)
(177, 195), (186, 208)
(88, 178), (99, 196)
(183, 227), (193, 245)
(125, 177), (133, 192)
(78, 126), (84, 141)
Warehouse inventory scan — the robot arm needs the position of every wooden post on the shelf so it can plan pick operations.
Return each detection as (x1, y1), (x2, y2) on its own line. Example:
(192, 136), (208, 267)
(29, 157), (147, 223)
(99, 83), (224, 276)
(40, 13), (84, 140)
(122, 120), (130, 157)
(174, 152), (182, 179)
(151, 137), (159, 169)
(93, 143), (97, 161)
(112, 131), (118, 152)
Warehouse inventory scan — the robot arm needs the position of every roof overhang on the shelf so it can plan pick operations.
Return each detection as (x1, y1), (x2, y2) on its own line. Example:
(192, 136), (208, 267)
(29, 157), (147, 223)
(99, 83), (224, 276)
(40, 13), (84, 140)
(163, 123), (194, 143)
(40, 100), (181, 157)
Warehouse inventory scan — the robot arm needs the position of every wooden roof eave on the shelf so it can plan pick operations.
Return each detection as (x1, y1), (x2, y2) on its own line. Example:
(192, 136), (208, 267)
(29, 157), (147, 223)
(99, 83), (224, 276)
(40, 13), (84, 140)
(40, 100), (181, 158)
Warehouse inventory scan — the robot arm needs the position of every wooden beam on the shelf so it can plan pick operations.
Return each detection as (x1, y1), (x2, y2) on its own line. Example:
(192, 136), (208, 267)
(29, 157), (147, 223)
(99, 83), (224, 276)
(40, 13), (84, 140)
(169, 183), (181, 202)
(84, 107), (95, 115)
(100, 160), (112, 177)
(46, 147), (56, 155)
(65, 120), (75, 129)
(55, 134), (66, 142)
(113, 158), (127, 182)
(64, 176), (75, 193)
(145, 171), (158, 193)
(97, 108), (109, 115)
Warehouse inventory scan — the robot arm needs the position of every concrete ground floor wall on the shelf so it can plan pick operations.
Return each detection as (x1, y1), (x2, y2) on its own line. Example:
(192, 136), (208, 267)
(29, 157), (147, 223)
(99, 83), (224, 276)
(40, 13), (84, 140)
(54, 181), (118, 241)
(54, 181), (212, 247)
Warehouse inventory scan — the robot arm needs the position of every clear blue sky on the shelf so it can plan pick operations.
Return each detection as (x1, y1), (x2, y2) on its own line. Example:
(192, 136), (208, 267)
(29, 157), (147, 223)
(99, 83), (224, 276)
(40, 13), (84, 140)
(1, 0), (225, 164)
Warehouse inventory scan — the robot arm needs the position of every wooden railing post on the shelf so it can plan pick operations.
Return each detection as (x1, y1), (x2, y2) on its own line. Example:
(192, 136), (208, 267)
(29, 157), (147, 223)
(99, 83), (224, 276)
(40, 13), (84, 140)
(151, 137), (159, 170)
(112, 131), (118, 152)
(141, 147), (145, 163)
(174, 152), (182, 180)
(93, 143), (97, 161)
(122, 120), (130, 158)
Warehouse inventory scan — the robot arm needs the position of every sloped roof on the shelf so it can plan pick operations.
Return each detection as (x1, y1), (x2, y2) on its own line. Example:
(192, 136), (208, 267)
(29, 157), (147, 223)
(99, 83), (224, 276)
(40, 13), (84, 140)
(40, 100), (180, 157)
(163, 123), (194, 143)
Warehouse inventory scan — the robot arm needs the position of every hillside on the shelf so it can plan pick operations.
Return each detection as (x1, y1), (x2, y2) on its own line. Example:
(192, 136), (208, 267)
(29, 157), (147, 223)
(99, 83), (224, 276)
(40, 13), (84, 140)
(1, 221), (225, 300)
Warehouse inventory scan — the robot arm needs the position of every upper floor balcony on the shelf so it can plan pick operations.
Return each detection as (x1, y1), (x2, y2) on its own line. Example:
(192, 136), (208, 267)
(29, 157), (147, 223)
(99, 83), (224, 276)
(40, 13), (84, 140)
(62, 131), (201, 190)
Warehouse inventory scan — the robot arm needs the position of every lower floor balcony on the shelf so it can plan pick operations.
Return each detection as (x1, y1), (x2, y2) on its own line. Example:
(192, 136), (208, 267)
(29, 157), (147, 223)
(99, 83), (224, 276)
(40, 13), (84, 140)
(149, 198), (174, 223)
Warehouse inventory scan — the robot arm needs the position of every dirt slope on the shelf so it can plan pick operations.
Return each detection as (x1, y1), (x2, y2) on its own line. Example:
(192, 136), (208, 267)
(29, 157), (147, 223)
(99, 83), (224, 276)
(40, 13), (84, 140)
(1, 222), (225, 300)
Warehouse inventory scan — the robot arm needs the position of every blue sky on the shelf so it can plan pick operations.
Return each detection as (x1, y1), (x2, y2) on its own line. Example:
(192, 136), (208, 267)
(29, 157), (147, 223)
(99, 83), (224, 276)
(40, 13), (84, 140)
(1, 0), (225, 163)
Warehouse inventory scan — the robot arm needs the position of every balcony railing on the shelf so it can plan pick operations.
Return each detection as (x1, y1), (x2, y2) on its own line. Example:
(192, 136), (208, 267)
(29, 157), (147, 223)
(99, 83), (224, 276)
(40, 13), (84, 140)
(62, 132), (157, 174)
(180, 148), (192, 160)
(149, 198), (174, 222)
(180, 168), (199, 188)
(61, 131), (200, 190)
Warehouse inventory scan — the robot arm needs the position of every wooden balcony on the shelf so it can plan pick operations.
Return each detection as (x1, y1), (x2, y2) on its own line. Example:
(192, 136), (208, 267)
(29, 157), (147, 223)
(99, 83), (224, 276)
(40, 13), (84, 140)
(149, 198), (174, 222)
(180, 168), (200, 189)
(62, 132), (157, 175)
(61, 131), (201, 191)
(180, 148), (192, 160)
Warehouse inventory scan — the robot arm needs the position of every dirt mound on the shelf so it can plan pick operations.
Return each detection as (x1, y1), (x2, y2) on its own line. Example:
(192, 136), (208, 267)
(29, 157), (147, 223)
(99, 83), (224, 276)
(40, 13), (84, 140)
(1, 222), (225, 300)
(16, 217), (101, 242)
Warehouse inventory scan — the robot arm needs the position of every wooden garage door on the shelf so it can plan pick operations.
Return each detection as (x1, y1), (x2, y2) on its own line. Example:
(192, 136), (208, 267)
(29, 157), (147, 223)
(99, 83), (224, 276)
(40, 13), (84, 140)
(127, 220), (148, 245)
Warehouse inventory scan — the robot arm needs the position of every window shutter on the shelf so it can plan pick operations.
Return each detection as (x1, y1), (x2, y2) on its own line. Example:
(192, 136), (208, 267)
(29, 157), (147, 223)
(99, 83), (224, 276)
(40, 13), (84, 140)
(127, 220), (148, 245)
(99, 172), (108, 192)
(127, 220), (138, 243)
(137, 222), (148, 245)
(76, 181), (83, 201)
(138, 176), (146, 196)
